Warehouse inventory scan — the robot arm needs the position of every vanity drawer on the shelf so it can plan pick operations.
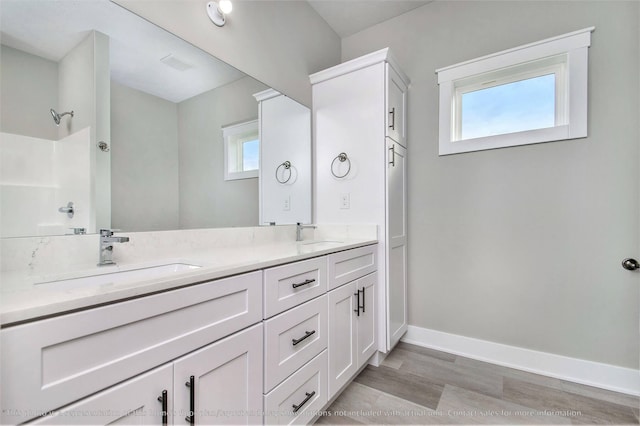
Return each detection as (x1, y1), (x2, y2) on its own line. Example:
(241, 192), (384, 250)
(264, 350), (328, 425)
(264, 257), (327, 318)
(327, 245), (377, 290)
(0, 271), (262, 425)
(264, 295), (327, 393)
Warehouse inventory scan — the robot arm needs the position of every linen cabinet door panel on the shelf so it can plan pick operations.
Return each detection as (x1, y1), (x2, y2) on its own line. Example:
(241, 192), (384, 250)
(327, 282), (358, 400)
(386, 140), (408, 350)
(173, 324), (263, 425)
(264, 296), (328, 392)
(0, 271), (262, 425)
(356, 273), (377, 368)
(386, 63), (407, 147)
(31, 364), (173, 425)
(263, 351), (328, 425)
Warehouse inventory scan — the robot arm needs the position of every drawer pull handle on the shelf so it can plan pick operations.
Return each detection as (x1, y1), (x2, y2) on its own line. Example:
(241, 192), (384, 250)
(185, 376), (195, 424)
(158, 390), (168, 426)
(389, 107), (395, 130)
(354, 289), (364, 316)
(292, 330), (316, 346)
(292, 278), (315, 289)
(362, 286), (366, 313)
(389, 144), (395, 167)
(292, 391), (316, 413)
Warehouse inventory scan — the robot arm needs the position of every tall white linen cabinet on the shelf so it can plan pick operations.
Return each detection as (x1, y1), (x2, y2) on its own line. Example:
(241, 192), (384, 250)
(311, 48), (409, 353)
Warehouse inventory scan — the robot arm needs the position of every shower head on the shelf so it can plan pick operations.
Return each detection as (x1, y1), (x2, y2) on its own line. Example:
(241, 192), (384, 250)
(50, 108), (74, 126)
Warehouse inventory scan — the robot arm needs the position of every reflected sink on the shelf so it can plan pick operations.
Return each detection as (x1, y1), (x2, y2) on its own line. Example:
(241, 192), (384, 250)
(35, 263), (201, 289)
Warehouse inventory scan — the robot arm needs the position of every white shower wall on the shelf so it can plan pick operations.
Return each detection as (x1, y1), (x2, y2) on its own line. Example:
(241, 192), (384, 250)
(0, 128), (92, 237)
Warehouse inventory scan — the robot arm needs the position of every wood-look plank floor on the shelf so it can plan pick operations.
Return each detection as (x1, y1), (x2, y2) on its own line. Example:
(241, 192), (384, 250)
(315, 342), (639, 425)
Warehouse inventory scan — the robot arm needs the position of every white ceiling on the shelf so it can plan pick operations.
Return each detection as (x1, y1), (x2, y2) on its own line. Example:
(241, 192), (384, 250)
(307, 0), (432, 38)
(0, 0), (247, 103)
(0, 0), (432, 103)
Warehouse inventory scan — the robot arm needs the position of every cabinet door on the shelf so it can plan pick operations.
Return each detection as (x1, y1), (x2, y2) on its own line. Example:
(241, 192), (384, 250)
(356, 272), (377, 368)
(327, 282), (357, 400)
(386, 140), (408, 350)
(31, 364), (172, 425)
(386, 63), (407, 147)
(173, 324), (263, 425)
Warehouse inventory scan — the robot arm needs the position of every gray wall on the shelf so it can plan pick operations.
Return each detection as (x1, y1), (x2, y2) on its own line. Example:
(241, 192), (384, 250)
(0, 45), (58, 140)
(58, 32), (96, 140)
(111, 81), (180, 232)
(113, 0), (341, 107)
(342, 1), (639, 368)
(178, 76), (267, 229)
(111, 76), (265, 232)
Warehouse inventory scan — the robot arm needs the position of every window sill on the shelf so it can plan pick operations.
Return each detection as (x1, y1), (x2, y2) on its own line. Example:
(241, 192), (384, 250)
(439, 125), (586, 156)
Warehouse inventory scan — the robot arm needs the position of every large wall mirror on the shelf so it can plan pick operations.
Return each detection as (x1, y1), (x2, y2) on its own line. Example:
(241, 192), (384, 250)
(0, 0), (311, 238)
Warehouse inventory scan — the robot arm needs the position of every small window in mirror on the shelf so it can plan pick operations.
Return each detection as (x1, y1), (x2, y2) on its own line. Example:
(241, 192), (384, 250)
(223, 119), (259, 180)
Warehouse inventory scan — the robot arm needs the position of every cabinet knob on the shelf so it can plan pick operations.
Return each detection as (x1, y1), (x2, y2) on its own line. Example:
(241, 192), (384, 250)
(622, 258), (639, 271)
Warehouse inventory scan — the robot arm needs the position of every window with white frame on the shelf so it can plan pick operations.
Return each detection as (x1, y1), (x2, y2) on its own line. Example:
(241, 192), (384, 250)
(436, 27), (594, 155)
(223, 119), (259, 181)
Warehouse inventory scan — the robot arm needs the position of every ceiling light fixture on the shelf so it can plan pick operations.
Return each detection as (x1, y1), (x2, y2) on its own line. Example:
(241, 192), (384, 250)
(206, 0), (232, 27)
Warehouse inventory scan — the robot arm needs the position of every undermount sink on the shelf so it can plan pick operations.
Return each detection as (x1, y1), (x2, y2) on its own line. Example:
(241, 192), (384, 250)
(299, 240), (343, 246)
(297, 241), (344, 251)
(35, 263), (201, 289)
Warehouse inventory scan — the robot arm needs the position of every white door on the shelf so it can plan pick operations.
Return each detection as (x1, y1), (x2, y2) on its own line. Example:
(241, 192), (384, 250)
(173, 324), (263, 425)
(31, 364), (173, 425)
(357, 272), (377, 367)
(327, 282), (357, 400)
(386, 139), (408, 350)
(386, 63), (407, 147)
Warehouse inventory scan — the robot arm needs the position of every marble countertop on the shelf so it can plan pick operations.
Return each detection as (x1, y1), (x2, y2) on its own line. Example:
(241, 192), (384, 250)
(0, 239), (376, 326)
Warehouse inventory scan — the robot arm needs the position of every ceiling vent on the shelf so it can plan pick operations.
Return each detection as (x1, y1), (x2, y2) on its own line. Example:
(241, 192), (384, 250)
(160, 54), (193, 71)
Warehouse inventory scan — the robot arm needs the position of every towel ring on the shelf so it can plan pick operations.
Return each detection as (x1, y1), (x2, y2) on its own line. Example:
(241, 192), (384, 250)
(331, 152), (351, 179)
(275, 161), (292, 184)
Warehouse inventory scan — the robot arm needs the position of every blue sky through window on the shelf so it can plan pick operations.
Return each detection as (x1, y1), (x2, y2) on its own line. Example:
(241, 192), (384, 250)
(460, 74), (555, 140)
(243, 139), (259, 171)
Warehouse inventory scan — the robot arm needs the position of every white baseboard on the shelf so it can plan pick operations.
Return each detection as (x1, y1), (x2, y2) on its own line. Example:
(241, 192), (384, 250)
(401, 325), (640, 396)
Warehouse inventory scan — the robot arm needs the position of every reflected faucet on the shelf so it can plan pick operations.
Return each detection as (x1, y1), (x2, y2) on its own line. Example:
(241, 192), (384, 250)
(98, 229), (129, 266)
(296, 222), (316, 242)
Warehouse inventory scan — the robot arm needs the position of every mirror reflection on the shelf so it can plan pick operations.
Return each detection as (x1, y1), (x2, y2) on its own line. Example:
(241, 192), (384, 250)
(0, 0), (311, 238)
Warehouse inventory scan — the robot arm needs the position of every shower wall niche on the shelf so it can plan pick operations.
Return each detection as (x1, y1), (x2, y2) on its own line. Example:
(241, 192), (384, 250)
(0, 30), (111, 237)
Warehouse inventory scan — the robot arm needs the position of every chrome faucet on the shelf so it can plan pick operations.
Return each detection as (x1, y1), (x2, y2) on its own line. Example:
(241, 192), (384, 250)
(296, 222), (316, 242)
(98, 229), (129, 266)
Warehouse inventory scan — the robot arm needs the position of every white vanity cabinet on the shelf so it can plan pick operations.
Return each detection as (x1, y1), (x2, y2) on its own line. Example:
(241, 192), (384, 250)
(1, 243), (379, 425)
(327, 272), (377, 400)
(1, 272), (263, 425)
(311, 48), (409, 353)
(31, 324), (264, 426)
